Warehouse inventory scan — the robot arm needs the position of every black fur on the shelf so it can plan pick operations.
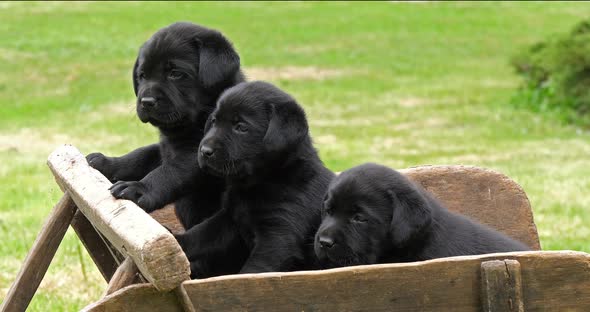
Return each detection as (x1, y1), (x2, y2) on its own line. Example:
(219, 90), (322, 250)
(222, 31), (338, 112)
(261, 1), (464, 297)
(175, 81), (335, 278)
(86, 22), (245, 228)
(315, 163), (530, 268)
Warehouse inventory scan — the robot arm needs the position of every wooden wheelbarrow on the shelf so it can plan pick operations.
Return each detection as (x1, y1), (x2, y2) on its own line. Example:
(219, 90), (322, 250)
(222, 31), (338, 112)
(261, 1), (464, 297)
(2, 144), (589, 311)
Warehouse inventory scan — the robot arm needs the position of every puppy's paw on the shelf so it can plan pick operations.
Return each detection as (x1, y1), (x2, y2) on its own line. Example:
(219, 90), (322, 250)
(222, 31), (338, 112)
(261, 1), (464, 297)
(109, 181), (157, 212)
(86, 152), (116, 181)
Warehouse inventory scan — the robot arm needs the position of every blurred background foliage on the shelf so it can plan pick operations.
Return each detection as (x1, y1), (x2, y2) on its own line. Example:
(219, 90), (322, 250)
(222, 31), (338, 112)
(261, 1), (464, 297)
(512, 19), (590, 125)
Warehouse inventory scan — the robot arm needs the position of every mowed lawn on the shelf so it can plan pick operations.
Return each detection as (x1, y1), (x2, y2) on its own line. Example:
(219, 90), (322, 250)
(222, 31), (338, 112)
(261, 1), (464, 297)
(1, 1), (590, 310)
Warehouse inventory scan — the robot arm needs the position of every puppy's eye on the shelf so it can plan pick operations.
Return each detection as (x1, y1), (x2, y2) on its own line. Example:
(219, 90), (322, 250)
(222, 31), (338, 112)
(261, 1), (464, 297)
(234, 123), (248, 133)
(138, 72), (146, 80)
(352, 214), (368, 223)
(210, 117), (216, 124)
(325, 207), (333, 215)
(168, 70), (186, 80)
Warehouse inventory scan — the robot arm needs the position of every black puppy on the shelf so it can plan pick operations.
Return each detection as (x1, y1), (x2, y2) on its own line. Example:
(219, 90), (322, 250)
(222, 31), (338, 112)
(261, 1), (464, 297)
(174, 81), (335, 277)
(86, 22), (245, 228)
(315, 163), (530, 268)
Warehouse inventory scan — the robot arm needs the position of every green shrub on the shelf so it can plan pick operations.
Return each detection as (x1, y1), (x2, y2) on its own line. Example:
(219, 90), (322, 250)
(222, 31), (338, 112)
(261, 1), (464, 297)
(511, 20), (590, 125)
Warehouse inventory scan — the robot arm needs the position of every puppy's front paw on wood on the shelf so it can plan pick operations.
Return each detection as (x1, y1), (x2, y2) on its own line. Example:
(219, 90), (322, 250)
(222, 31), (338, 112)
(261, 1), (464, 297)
(86, 152), (116, 181)
(109, 181), (157, 212)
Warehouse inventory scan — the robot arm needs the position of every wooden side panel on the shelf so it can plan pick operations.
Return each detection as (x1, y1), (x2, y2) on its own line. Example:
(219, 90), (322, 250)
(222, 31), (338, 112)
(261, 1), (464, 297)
(181, 251), (590, 312)
(402, 165), (540, 249)
(47, 144), (189, 291)
(82, 284), (183, 312)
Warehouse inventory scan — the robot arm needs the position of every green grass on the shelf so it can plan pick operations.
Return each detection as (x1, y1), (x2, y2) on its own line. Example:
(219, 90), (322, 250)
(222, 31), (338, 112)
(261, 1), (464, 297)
(1, 1), (590, 310)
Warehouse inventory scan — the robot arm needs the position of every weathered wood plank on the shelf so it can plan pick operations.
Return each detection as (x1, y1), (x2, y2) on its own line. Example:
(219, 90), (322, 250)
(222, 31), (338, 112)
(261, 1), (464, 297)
(71, 210), (123, 282)
(402, 165), (540, 249)
(47, 144), (190, 291)
(481, 260), (524, 312)
(82, 284), (183, 312)
(0, 194), (77, 312)
(181, 251), (590, 312)
(105, 257), (145, 296)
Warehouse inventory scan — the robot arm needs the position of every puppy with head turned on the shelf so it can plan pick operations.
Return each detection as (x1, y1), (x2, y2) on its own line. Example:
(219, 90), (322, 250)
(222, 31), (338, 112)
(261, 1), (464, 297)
(87, 22), (244, 228)
(174, 81), (335, 278)
(315, 163), (530, 268)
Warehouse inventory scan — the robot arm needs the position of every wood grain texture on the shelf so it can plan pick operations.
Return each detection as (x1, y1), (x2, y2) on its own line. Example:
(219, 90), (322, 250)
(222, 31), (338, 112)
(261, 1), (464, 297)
(402, 165), (540, 249)
(82, 284), (183, 312)
(181, 251), (590, 312)
(71, 210), (123, 282)
(480, 260), (524, 312)
(0, 194), (77, 312)
(47, 144), (190, 291)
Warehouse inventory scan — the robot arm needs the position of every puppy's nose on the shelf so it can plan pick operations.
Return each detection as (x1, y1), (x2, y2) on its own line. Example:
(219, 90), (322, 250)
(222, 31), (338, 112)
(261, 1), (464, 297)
(140, 97), (157, 108)
(319, 236), (335, 249)
(200, 145), (215, 158)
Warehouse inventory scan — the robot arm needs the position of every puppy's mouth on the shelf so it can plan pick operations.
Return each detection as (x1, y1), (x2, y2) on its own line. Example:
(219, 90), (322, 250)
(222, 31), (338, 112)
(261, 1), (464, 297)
(200, 163), (227, 177)
(136, 102), (188, 128)
(315, 242), (364, 268)
(198, 158), (243, 178)
(326, 252), (363, 268)
(144, 111), (188, 128)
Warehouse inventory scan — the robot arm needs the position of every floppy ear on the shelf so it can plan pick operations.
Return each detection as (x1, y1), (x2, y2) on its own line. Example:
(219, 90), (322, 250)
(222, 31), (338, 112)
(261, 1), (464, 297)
(203, 114), (214, 133)
(263, 101), (309, 153)
(132, 43), (146, 96)
(132, 56), (139, 96)
(388, 187), (432, 247)
(196, 32), (241, 90)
